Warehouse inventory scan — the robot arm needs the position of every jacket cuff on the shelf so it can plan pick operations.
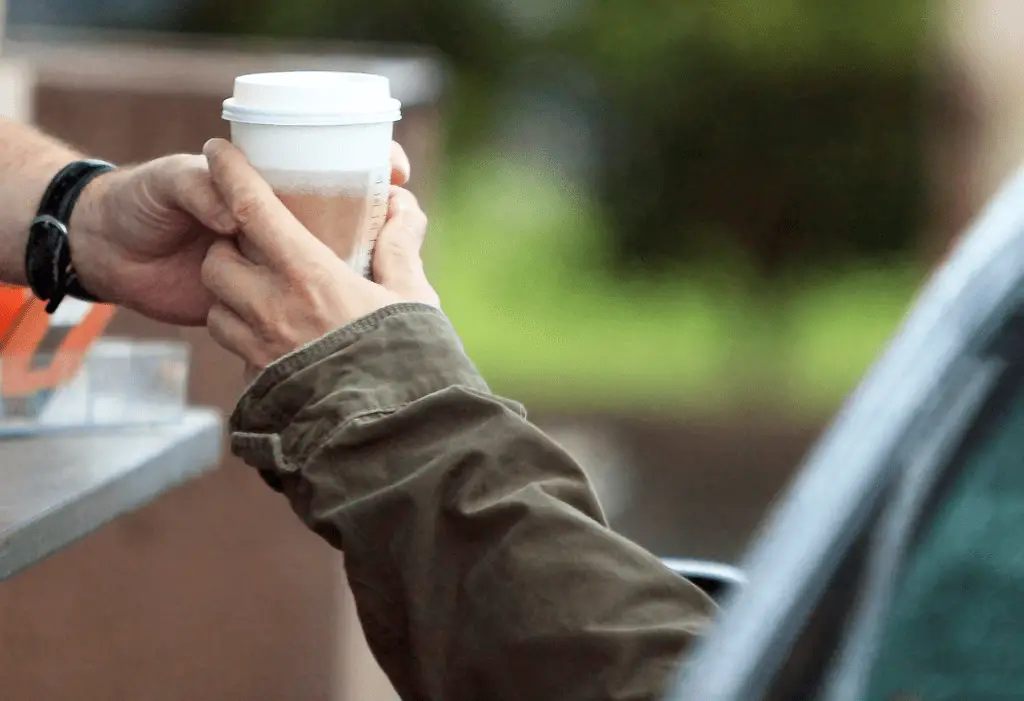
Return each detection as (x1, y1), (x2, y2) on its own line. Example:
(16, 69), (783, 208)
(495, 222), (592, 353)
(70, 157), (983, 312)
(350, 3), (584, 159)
(229, 302), (490, 477)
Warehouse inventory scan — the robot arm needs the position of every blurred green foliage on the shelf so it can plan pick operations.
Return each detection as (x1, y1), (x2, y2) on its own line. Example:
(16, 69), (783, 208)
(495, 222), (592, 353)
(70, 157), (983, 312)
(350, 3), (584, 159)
(187, 0), (927, 72)
(561, 3), (930, 273)
(184, 0), (932, 408)
(187, 0), (931, 274)
(564, 1), (926, 75)
(429, 149), (923, 413)
(596, 57), (925, 275)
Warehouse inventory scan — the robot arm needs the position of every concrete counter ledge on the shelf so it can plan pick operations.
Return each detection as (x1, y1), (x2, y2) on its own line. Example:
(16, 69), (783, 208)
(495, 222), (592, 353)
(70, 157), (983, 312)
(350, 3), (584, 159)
(0, 409), (222, 580)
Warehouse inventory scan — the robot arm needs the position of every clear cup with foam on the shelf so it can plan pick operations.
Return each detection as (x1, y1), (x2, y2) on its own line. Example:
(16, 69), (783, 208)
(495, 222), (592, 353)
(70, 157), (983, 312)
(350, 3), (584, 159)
(221, 71), (402, 276)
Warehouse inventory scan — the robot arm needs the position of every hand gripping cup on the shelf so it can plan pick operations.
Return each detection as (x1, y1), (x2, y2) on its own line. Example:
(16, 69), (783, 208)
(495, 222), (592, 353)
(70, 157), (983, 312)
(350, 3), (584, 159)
(222, 72), (402, 276)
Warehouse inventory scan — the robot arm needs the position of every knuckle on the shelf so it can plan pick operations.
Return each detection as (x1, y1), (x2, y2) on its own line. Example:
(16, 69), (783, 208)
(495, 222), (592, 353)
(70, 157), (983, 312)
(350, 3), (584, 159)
(378, 234), (409, 261)
(301, 264), (336, 301)
(170, 153), (204, 174)
(398, 215), (428, 247)
(199, 253), (218, 288)
(210, 238), (236, 260)
(298, 265), (348, 328)
(392, 186), (418, 208)
(391, 189), (427, 234)
(167, 155), (202, 187)
(205, 304), (229, 335)
(231, 191), (262, 227)
(177, 156), (210, 185)
(200, 241), (233, 286)
(185, 174), (220, 216)
(412, 208), (429, 234)
(169, 152), (201, 167)
(266, 246), (298, 279)
(250, 295), (283, 336)
(165, 158), (216, 216)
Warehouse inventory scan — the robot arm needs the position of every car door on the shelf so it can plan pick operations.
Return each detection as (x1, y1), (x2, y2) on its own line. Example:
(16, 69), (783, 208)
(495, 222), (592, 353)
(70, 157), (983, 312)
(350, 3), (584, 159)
(664, 167), (1024, 701)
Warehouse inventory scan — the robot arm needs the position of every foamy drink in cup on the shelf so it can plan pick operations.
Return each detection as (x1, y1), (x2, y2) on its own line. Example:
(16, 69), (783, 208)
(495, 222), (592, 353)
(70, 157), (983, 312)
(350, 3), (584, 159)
(222, 72), (402, 275)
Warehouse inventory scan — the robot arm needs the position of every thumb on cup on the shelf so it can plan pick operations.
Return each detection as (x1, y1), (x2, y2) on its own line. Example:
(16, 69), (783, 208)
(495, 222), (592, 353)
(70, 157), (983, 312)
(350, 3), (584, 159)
(372, 187), (439, 307)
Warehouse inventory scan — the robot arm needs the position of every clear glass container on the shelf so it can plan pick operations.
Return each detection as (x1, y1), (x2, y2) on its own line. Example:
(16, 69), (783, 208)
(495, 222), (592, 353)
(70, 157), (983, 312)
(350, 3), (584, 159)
(0, 338), (190, 435)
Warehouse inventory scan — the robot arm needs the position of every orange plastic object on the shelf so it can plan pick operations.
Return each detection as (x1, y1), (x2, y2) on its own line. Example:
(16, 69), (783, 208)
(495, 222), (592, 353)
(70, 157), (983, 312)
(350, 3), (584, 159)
(0, 285), (116, 398)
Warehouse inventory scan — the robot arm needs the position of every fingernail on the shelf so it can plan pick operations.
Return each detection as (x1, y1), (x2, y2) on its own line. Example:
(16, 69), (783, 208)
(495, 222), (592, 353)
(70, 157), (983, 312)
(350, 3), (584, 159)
(215, 209), (237, 232)
(202, 138), (223, 156)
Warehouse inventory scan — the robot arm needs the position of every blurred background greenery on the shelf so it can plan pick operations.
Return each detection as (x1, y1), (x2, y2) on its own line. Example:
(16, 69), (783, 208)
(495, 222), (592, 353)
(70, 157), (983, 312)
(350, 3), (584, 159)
(13, 0), (937, 413)
(179, 0), (935, 413)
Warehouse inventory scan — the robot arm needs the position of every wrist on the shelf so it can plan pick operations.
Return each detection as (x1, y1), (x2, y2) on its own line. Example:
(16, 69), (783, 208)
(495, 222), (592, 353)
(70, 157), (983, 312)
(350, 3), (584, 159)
(67, 168), (117, 299)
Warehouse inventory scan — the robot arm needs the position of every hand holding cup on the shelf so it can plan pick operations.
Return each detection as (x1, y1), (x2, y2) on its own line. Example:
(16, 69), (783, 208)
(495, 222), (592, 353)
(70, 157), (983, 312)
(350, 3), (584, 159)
(200, 138), (438, 373)
(222, 71), (404, 274)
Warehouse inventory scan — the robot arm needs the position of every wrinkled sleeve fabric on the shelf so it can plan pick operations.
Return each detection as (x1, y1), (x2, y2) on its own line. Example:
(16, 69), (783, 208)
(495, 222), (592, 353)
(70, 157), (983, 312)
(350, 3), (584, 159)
(230, 302), (713, 701)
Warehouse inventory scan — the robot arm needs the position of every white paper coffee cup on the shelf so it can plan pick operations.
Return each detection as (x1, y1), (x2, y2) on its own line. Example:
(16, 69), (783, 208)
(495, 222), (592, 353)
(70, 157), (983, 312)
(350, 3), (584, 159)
(222, 71), (402, 275)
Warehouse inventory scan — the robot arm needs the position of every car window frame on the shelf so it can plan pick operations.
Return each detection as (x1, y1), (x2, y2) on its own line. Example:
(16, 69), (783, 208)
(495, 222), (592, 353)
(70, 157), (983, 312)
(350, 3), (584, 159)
(664, 168), (1024, 701)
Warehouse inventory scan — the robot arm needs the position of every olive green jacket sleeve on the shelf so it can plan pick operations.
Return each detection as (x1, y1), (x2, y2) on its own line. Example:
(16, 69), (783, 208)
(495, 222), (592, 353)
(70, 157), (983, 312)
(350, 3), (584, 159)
(229, 303), (714, 701)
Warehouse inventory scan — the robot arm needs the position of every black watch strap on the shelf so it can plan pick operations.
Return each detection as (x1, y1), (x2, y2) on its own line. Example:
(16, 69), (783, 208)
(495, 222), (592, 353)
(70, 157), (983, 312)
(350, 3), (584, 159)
(26, 159), (116, 313)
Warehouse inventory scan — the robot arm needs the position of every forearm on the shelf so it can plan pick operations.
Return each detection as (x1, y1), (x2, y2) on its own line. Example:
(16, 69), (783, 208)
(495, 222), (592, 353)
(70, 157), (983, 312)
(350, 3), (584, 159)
(0, 118), (98, 286)
(230, 304), (714, 701)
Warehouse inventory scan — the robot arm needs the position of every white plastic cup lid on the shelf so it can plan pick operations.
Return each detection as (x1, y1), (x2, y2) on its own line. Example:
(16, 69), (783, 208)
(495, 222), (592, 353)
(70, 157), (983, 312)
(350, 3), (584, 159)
(222, 71), (402, 127)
